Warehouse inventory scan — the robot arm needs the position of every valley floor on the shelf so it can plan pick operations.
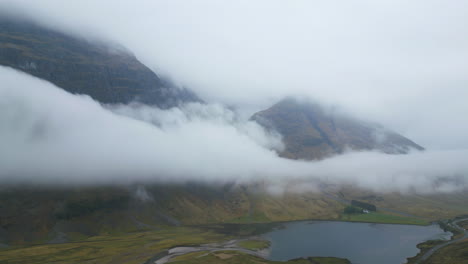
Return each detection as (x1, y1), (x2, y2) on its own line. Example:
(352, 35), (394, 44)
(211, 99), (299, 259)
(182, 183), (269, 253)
(0, 214), (463, 264)
(0, 225), (349, 264)
(2, 185), (468, 264)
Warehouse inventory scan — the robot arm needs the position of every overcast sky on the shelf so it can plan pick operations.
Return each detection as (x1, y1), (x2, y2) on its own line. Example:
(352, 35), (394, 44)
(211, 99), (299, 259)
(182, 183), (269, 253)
(1, 0), (468, 149)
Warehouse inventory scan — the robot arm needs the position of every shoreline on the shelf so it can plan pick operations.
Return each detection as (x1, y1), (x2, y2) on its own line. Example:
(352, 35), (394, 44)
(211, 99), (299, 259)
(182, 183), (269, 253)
(148, 237), (269, 264)
(194, 214), (431, 231)
(407, 217), (468, 264)
(149, 218), (443, 264)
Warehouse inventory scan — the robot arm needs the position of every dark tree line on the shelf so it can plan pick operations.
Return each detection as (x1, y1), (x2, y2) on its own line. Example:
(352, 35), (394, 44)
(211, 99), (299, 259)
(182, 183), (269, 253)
(351, 200), (377, 211)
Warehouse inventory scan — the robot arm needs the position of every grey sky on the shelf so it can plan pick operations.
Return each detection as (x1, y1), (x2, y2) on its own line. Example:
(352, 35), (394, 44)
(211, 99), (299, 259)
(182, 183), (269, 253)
(1, 0), (467, 149)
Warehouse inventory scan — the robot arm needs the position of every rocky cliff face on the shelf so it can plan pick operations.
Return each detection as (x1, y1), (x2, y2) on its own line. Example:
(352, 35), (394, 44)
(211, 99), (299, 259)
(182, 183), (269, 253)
(252, 98), (424, 160)
(0, 17), (199, 107)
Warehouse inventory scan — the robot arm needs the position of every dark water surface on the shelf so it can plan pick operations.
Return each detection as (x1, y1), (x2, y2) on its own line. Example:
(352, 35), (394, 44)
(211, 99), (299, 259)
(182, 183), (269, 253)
(262, 221), (450, 264)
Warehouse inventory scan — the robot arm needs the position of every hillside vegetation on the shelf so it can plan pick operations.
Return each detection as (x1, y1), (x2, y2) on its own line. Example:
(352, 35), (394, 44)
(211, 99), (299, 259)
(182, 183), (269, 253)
(0, 17), (198, 107)
(2, 183), (468, 248)
(170, 252), (351, 264)
(423, 240), (468, 264)
(251, 98), (423, 160)
(0, 184), (344, 246)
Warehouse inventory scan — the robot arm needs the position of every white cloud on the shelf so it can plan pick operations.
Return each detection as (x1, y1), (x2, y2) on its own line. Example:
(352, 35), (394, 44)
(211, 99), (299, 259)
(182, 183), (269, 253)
(1, 66), (467, 194)
(1, 0), (468, 149)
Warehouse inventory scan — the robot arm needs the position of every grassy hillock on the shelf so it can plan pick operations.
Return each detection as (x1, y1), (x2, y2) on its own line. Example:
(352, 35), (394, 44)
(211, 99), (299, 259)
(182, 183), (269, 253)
(341, 212), (429, 225)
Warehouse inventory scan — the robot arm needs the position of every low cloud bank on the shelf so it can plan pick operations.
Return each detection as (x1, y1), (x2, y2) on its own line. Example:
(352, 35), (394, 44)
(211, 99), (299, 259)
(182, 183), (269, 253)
(0, 66), (467, 193)
(2, 0), (468, 150)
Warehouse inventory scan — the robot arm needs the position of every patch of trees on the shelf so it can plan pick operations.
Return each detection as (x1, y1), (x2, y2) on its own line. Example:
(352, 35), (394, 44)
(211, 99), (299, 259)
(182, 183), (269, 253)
(351, 200), (377, 212)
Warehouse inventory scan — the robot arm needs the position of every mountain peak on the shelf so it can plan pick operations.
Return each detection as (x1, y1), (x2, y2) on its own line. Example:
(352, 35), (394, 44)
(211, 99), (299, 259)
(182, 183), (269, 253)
(252, 98), (424, 160)
(0, 17), (200, 108)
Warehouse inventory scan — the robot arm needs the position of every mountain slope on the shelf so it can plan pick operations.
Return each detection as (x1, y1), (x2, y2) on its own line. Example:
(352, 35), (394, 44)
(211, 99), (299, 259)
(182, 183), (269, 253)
(2, 183), (468, 247)
(0, 17), (199, 107)
(0, 184), (344, 246)
(252, 98), (424, 160)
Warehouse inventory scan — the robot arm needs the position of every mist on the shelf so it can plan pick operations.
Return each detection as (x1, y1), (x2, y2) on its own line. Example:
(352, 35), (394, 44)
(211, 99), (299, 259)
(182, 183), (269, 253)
(1, 0), (468, 150)
(1, 66), (467, 193)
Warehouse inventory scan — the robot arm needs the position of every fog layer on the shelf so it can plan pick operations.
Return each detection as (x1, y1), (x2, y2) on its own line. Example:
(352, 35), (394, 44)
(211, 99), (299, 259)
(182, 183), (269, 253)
(1, 0), (468, 149)
(1, 67), (467, 193)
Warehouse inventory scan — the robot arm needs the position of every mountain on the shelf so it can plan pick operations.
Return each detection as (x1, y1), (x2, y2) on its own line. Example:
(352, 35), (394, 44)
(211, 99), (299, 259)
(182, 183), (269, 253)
(0, 17), (199, 107)
(252, 98), (424, 160)
(2, 182), (468, 247)
(0, 183), (345, 246)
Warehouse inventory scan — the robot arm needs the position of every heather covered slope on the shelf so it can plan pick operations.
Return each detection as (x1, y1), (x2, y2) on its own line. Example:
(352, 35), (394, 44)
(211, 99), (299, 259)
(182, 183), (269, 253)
(252, 98), (424, 160)
(0, 17), (199, 107)
(0, 184), (344, 246)
(2, 183), (468, 247)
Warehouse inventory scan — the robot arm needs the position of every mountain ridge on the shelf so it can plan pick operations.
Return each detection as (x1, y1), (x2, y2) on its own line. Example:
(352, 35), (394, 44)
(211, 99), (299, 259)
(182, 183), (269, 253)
(0, 16), (200, 108)
(252, 98), (424, 160)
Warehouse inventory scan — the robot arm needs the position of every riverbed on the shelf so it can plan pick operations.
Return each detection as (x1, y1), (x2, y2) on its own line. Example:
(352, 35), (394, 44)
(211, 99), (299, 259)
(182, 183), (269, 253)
(262, 221), (451, 264)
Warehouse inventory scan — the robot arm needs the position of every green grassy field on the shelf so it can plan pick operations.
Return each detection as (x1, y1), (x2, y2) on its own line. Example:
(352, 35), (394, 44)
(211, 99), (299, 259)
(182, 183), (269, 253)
(170, 251), (350, 264)
(0, 211), (430, 264)
(228, 212), (271, 223)
(170, 251), (211, 262)
(337, 188), (468, 221)
(0, 226), (353, 264)
(237, 239), (271, 250)
(2, 185), (467, 264)
(0, 227), (230, 264)
(340, 211), (429, 225)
